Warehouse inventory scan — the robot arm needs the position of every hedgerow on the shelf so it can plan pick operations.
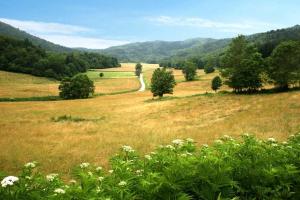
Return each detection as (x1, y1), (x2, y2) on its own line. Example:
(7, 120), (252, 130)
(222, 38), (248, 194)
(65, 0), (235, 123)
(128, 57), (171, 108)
(1, 134), (300, 200)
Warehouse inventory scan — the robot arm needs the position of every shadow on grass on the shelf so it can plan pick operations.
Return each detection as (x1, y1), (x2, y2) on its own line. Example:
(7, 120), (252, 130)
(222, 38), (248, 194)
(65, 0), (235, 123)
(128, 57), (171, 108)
(51, 115), (105, 123)
(0, 96), (61, 102)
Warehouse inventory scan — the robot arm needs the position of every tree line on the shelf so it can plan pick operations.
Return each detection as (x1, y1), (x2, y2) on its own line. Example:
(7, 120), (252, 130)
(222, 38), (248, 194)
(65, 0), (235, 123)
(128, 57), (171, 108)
(0, 35), (120, 80)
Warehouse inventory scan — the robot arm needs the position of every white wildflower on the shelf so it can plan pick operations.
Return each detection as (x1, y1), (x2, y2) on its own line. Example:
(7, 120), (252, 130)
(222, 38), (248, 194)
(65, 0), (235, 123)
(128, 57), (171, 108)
(150, 152), (156, 155)
(46, 173), (58, 182)
(54, 188), (65, 194)
(267, 138), (276, 143)
(88, 171), (93, 176)
(136, 169), (143, 174)
(24, 162), (36, 168)
(1, 176), (19, 187)
(122, 145), (134, 153)
(145, 155), (152, 160)
(69, 179), (76, 184)
(96, 186), (102, 193)
(108, 170), (114, 174)
(282, 141), (288, 145)
(98, 176), (104, 181)
(118, 181), (127, 186)
(186, 138), (194, 143)
(214, 139), (223, 144)
(166, 145), (175, 150)
(80, 162), (90, 169)
(202, 144), (209, 148)
(96, 166), (103, 172)
(25, 176), (32, 180)
(172, 139), (184, 146)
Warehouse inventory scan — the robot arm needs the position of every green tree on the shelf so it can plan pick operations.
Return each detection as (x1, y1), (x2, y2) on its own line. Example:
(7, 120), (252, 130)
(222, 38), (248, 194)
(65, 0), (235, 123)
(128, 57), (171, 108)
(211, 76), (222, 92)
(135, 63), (143, 77)
(151, 68), (176, 98)
(99, 72), (104, 77)
(268, 41), (300, 90)
(59, 74), (95, 99)
(182, 62), (197, 81)
(221, 35), (264, 92)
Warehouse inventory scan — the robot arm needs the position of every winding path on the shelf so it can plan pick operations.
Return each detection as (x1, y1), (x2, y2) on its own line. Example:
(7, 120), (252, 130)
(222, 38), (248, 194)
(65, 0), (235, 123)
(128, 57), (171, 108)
(138, 73), (146, 92)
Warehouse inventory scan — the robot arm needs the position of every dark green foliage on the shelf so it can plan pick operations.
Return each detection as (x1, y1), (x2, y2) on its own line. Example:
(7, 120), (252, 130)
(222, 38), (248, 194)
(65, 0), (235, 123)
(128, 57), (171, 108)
(268, 41), (300, 90)
(211, 76), (222, 92)
(221, 35), (265, 92)
(151, 68), (176, 97)
(135, 63), (142, 76)
(182, 62), (197, 81)
(59, 74), (95, 99)
(99, 72), (104, 77)
(78, 52), (120, 69)
(2, 134), (300, 199)
(0, 35), (120, 79)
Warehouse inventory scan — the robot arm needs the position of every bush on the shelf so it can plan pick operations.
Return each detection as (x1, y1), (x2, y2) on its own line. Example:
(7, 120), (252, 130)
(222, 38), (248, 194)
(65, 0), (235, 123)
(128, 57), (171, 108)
(204, 65), (215, 74)
(99, 72), (104, 77)
(135, 63), (143, 77)
(182, 61), (197, 81)
(151, 68), (176, 97)
(1, 134), (300, 199)
(59, 74), (95, 99)
(211, 76), (222, 92)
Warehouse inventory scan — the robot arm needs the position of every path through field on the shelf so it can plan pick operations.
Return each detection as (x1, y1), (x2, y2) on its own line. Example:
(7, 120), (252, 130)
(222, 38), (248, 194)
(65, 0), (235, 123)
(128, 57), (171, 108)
(138, 73), (145, 92)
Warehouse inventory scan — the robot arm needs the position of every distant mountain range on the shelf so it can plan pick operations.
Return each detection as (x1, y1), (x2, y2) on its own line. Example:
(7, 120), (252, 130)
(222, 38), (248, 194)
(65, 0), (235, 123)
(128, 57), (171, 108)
(0, 21), (72, 52)
(1, 20), (300, 63)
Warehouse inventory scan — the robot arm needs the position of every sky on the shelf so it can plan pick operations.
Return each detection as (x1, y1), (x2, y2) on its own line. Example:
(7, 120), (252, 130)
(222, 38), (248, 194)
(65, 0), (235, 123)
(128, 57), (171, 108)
(0, 0), (299, 49)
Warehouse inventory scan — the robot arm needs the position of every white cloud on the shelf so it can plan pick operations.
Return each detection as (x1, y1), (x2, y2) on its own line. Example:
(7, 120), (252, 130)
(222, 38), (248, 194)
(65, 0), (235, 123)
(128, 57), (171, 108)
(37, 34), (129, 49)
(147, 16), (279, 34)
(0, 18), (129, 49)
(0, 18), (91, 34)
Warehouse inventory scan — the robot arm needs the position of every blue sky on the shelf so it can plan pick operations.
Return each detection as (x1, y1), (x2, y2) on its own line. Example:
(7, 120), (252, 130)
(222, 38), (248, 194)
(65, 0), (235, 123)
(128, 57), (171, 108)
(0, 0), (299, 49)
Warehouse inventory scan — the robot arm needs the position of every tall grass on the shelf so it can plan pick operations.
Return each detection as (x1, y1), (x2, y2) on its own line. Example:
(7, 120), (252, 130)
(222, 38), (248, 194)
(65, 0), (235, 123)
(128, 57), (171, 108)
(1, 134), (300, 199)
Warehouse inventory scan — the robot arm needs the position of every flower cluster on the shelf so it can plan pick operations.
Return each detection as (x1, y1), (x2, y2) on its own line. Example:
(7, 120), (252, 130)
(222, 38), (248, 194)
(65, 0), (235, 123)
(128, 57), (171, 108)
(1, 176), (19, 187)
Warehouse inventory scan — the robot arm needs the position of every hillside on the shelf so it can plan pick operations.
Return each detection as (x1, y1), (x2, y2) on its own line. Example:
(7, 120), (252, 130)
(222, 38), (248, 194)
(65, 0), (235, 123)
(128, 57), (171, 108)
(0, 21), (72, 52)
(100, 25), (300, 62)
(99, 38), (217, 63)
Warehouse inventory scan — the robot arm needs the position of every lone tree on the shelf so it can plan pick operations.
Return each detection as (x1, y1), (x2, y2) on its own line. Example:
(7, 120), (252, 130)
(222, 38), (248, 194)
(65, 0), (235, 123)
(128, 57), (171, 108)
(135, 63), (143, 77)
(99, 72), (104, 77)
(268, 41), (300, 90)
(220, 35), (264, 93)
(182, 61), (197, 81)
(211, 76), (222, 92)
(59, 74), (95, 99)
(151, 68), (176, 98)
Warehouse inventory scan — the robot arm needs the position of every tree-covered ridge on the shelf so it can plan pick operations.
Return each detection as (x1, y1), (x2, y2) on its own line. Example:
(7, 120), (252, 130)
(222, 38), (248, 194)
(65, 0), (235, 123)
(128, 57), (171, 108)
(100, 25), (300, 65)
(0, 35), (121, 80)
(0, 21), (71, 53)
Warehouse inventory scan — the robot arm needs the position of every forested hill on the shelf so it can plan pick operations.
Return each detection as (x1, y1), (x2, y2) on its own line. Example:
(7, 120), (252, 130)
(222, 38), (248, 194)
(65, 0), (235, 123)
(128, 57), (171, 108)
(0, 21), (72, 52)
(98, 38), (217, 63)
(100, 25), (300, 63)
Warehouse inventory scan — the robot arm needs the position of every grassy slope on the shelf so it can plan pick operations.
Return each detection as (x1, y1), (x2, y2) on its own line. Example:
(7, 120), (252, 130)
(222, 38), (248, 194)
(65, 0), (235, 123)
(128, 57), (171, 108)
(0, 64), (299, 176)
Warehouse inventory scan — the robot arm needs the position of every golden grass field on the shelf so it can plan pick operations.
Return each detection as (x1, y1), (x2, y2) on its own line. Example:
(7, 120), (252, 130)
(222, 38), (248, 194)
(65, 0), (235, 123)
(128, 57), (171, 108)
(0, 63), (300, 176)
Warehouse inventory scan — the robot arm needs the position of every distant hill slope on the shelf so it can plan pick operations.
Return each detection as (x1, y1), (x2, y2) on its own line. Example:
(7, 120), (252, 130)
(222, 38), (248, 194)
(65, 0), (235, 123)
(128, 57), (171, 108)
(99, 38), (218, 63)
(0, 21), (72, 52)
(100, 25), (300, 62)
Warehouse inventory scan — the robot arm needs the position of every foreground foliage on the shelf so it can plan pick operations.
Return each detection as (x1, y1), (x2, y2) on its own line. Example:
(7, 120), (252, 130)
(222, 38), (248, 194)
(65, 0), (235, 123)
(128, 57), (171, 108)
(1, 133), (300, 200)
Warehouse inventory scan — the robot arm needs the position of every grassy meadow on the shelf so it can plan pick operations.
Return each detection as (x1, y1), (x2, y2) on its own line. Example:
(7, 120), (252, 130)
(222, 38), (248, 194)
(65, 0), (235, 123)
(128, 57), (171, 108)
(0, 63), (300, 176)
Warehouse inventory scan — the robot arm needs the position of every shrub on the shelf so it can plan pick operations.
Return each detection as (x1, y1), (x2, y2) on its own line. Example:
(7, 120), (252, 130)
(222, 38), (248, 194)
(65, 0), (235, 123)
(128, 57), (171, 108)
(204, 65), (215, 74)
(99, 72), (104, 77)
(1, 134), (300, 199)
(211, 76), (222, 92)
(151, 68), (176, 98)
(59, 74), (95, 99)
(182, 61), (197, 81)
(135, 63), (143, 77)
